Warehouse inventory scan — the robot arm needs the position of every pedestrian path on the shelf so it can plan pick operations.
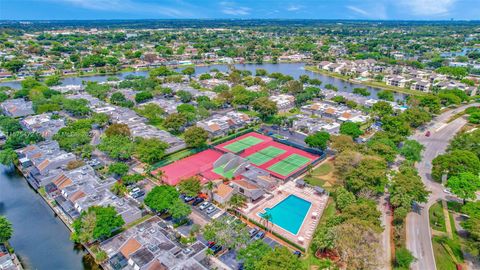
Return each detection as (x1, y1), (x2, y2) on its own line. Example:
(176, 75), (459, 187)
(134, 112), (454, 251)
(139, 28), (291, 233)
(441, 200), (453, 239)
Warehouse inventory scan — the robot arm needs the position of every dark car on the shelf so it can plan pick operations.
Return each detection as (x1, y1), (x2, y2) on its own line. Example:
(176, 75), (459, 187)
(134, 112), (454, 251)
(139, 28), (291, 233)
(425, 131), (431, 137)
(207, 241), (216, 248)
(253, 231), (265, 240)
(248, 227), (259, 237)
(192, 197), (204, 206)
(293, 251), (302, 257)
(210, 245), (223, 254)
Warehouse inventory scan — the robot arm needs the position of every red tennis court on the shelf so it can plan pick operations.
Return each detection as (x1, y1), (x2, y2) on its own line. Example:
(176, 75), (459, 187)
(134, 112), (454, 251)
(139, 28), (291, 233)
(152, 149), (223, 185)
(216, 132), (319, 180)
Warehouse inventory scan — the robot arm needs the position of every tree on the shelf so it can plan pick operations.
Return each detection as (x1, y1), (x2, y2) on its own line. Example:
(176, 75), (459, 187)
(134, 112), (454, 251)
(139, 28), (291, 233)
(255, 68), (267, 76)
(345, 156), (387, 195)
(304, 131), (330, 150)
(254, 246), (302, 270)
(178, 177), (201, 197)
(136, 103), (164, 125)
(447, 172), (480, 204)
(182, 67), (195, 76)
(330, 135), (356, 153)
(334, 150), (363, 179)
(163, 113), (187, 133)
(228, 194), (247, 215)
(134, 91), (153, 103)
(334, 187), (356, 211)
(183, 126), (209, 148)
(0, 216), (13, 243)
(395, 248), (415, 269)
(144, 185), (179, 213)
(340, 199), (382, 232)
(2, 58), (24, 73)
(105, 123), (130, 137)
(169, 198), (191, 220)
(448, 129), (480, 159)
(400, 140), (424, 162)
(237, 240), (271, 270)
(44, 75), (61, 86)
(176, 90), (193, 103)
(339, 121), (363, 139)
(108, 162), (129, 177)
(333, 220), (380, 270)
(377, 90), (394, 101)
(134, 138), (169, 164)
(251, 97), (278, 120)
(98, 135), (135, 160)
(469, 112), (480, 124)
(203, 216), (250, 249)
(72, 206), (124, 243)
(311, 226), (335, 253)
(283, 80), (303, 94)
(432, 150), (480, 182)
(371, 101), (393, 118)
(0, 149), (17, 167)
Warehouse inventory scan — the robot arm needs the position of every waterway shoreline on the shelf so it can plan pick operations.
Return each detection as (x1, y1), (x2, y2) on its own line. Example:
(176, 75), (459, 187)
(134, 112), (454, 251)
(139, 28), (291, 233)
(304, 65), (428, 97)
(0, 165), (101, 269)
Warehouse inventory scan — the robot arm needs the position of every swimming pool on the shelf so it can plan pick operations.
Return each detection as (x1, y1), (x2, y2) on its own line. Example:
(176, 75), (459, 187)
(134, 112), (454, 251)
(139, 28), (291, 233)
(260, 195), (312, 235)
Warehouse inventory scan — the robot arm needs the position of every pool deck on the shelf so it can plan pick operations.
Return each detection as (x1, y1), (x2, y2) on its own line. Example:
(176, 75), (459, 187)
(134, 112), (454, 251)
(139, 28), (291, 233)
(241, 181), (329, 249)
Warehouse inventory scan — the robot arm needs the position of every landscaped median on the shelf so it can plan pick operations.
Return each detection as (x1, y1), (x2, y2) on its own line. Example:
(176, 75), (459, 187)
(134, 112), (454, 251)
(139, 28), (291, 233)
(429, 201), (465, 270)
(304, 66), (429, 97)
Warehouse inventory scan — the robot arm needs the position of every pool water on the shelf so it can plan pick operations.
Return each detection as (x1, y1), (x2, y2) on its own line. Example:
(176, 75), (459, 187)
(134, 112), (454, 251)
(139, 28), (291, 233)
(260, 195), (311, 235)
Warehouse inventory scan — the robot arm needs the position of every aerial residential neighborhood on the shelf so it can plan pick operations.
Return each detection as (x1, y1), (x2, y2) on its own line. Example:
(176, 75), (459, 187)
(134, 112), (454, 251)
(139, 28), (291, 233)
(0, 1), (479, 270)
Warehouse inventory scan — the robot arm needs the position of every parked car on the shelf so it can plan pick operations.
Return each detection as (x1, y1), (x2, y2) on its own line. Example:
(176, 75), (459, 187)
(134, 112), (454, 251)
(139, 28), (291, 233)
(192, 197), (204, 206)
(131, 190), (145, 198)
(248, 227), (259, 237)
(206, 205), (217, 214)
(210, 245), (223, 254)
(443, 188), (453, 195)
(293, 251), (302, 257)
(207, 241), (216, 248)
(199, 202), (211, 210)
(253, 231), (265, 240)
(425, 131), (431, 137)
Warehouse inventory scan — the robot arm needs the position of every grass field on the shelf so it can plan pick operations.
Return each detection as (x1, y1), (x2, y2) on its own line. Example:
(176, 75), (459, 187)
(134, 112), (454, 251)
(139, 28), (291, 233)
(267, 154), (311, 176)
(430, 201), (447, 232)
(312, 163), (333, 176)
(223, 136), (264, 153)
(246, 146), (286, 165)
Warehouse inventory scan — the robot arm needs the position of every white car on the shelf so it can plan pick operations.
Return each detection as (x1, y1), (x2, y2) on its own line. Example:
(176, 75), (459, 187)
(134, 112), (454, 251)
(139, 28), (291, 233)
(199, 202), (211, 210)
(443, 188), (453, 195)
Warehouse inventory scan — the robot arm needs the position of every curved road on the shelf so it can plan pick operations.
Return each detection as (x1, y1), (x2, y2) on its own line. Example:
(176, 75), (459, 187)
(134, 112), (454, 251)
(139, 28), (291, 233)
(406, 103), (479, 270)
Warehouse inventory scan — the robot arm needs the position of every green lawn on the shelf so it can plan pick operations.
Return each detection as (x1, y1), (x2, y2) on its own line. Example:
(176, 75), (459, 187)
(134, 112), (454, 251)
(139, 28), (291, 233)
(429, 201), (446, 232)
(433, 237), (457, 270)
(304, 176), (325, 187)
(313, 163), (333, 176)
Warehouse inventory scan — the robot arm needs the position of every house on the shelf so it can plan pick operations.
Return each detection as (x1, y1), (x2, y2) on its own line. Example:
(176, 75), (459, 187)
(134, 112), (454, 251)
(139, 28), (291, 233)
(410, 79), (431, 92)
(46, 165), (141, 223)
(100, 216), (208, 270)
(269, 94), (295, 112)
(212, 183), (234, 204)
(0, 244), (20, 270)
(196, 111), (252, 137)
(1, 98), (34, 118)
(230, 178), (265, 202)
(16, 141), (76, 189)
(143, 98), (181, 115)
(384, 75), (409, 88)
(21, 113), (65, 139)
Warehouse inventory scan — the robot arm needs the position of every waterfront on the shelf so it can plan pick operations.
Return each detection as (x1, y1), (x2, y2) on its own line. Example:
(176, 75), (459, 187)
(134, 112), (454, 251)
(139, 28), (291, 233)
(0, 165), (99, 270)
(0, 63), (407, 101)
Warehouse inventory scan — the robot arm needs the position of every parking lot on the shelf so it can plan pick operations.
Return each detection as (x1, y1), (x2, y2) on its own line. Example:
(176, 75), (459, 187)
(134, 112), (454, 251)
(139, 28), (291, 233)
(259, 125), (308, 147)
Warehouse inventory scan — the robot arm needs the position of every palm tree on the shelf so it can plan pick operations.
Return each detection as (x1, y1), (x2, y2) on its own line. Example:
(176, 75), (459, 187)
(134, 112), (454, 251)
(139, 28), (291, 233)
(262, 212), (272, 233)
(154, 169), (164, 184)
(228, 194), (247, 216)
(205, 181), (214, 202)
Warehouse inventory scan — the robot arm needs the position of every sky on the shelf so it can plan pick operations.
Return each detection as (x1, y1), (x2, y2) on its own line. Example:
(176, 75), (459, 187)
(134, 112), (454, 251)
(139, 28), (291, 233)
(0, 0), (479, 20)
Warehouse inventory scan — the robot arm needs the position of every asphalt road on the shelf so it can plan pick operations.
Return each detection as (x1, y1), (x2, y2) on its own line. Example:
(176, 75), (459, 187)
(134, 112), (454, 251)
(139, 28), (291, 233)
(406, 103), (479, 270)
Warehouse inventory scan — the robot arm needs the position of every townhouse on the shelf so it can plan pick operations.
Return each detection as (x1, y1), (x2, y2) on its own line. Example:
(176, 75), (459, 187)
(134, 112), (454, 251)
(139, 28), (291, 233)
(1, 98), (34, 118)
(196, 111), (253, 137)
(269, 94), (295, 112)
(20, 113), (65, 139)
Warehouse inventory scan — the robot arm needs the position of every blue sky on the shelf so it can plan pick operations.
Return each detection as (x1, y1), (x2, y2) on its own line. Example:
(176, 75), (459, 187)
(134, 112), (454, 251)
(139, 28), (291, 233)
(1, 0), (479, 20)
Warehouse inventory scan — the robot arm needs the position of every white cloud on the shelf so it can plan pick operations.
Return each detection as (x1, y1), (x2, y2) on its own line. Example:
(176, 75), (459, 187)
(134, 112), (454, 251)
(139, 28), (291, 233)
(347, 5), (370, 16)
(398, 0), (456, 16)
(52, 0), (188, 17)
(287, 5), (303, 11)
(220, 1), (250, 16)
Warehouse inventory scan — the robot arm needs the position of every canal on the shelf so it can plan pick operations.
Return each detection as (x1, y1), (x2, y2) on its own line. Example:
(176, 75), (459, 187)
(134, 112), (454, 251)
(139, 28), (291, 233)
(0, 165), (99, 270)
(0, 63), (407, 101)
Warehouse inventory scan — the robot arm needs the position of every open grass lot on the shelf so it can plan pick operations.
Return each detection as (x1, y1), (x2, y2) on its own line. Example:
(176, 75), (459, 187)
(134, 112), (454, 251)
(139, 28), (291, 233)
(304, 160), (339, 191)
(432, 236), (464, 270)
(430, 201), (446, 232)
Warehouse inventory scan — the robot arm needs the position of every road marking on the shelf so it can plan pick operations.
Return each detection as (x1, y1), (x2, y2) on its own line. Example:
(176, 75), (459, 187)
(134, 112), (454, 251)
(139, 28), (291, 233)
(435, 123), (447, 132)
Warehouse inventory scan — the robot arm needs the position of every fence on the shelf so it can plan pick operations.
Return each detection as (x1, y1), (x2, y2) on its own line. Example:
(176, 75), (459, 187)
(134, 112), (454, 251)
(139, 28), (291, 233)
(151, 146), (207, 169)
(271, 136), (325, 156)
(210, 127), (254, 146)
(287, 155), (326, 181)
